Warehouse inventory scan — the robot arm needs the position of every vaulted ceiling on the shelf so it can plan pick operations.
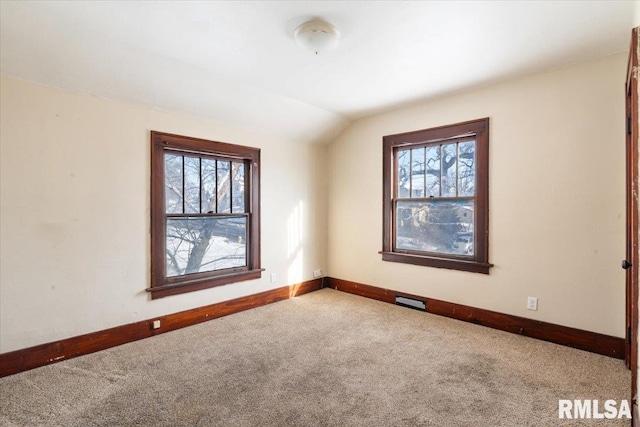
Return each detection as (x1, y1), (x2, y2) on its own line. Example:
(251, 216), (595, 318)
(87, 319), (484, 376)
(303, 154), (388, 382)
(0, 1), (635, 143)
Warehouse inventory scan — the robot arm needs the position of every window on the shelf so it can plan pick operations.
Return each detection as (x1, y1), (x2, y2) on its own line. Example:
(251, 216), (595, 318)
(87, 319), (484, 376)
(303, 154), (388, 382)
(381, 118), (492, 274)
(149, 131), (262, 299)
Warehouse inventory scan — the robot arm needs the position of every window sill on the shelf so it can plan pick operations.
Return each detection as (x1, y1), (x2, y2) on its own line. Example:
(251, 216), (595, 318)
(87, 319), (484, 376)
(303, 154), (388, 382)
(380, 251), (493, 274)
(147, 269), (264, 299)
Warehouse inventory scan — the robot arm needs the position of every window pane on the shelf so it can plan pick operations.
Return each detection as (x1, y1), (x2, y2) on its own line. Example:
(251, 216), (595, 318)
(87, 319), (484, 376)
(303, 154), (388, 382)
(201, 159), (216, 213)
(441, 144), (457, 197)
(165, 154), (183, 214)
(397, 149), (410, 198)
(411, 147), (425, 198)
(425, 146), (440, 197)
(231, 162), (245, 213)
(395, 200), (474, 255)
(166, 216), (247, 277)
(458, 141), (475, 197)
(184, 156), (200, 214)
(217, 160), (231, 213)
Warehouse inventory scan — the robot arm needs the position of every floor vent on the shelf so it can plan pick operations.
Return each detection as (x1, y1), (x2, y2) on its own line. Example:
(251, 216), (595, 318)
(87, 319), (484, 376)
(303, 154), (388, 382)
(395, 295), (426, 311)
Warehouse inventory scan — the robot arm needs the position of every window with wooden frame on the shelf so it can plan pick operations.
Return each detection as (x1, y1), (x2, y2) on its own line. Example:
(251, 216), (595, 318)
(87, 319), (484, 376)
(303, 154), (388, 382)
(381, 118), (492, 274)
(149, 131), (262, 299)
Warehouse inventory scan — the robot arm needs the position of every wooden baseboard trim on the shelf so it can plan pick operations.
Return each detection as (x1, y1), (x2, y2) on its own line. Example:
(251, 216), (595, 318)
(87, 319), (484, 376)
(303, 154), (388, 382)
(325, 277), (625, 360)
(0, 278), (323, 378)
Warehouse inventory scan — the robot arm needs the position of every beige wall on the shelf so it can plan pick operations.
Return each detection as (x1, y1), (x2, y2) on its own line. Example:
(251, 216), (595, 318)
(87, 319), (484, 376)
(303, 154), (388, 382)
(327, 53), (627, 337)
(0, 52), (629, 353)
(0, 76), (327, 353)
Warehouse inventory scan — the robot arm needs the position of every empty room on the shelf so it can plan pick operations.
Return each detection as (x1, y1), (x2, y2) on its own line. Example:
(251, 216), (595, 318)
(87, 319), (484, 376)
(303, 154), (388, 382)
(1, 1), (640, 426)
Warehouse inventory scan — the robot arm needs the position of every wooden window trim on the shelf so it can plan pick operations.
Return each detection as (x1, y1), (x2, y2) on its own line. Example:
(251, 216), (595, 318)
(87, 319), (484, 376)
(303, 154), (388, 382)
(381, 118), (493, 274)
(149, 131), (262, 299)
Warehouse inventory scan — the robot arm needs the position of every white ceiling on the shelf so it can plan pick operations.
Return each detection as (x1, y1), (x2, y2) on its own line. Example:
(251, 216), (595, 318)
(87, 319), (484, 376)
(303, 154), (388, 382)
(0, 1), (635, 144)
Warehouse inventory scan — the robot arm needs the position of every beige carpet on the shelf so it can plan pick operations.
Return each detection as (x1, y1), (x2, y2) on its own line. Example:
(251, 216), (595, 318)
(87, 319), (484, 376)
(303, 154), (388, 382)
(0, 289), (630, 426)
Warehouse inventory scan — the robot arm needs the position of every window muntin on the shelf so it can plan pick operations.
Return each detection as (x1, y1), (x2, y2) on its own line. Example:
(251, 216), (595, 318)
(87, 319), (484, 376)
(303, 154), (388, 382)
(382, 118), (491, 274)
(150, 131), (261, 299)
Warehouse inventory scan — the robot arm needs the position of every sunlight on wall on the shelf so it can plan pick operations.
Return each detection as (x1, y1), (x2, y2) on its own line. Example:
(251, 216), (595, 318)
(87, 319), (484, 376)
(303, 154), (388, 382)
(287, 200), (304, 285)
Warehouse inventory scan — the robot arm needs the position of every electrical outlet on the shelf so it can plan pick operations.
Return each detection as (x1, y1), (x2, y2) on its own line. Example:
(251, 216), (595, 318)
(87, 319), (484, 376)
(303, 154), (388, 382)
(527, 297), (538, 311)
(313, 269), (323, 278)
(270, 273), (277, 283)
(152, 320), (161, 329)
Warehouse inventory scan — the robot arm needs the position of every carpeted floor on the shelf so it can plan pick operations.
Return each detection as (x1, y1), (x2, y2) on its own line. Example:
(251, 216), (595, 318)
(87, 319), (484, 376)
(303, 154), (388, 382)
(0, 288), (630, 426)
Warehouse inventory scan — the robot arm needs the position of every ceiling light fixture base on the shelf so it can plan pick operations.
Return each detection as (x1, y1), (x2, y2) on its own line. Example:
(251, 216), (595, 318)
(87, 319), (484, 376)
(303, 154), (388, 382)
(294, 19), (340, 55)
